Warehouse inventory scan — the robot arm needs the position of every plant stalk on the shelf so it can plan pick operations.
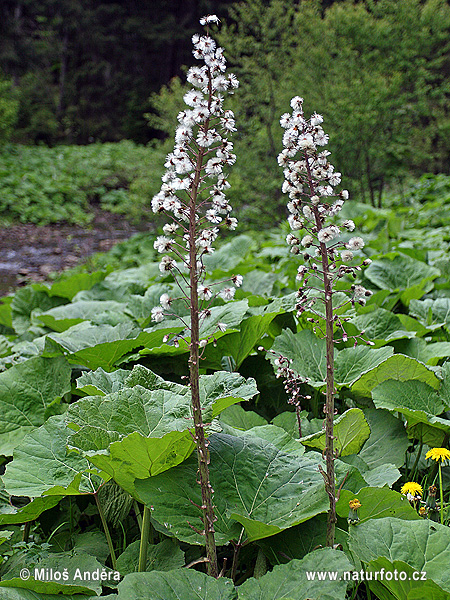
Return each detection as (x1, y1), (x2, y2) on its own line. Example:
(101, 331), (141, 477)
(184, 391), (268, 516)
(188, 130), (219, 579)
(439, 463), (445, 525)
(138, 506), (151, 572)
(94, 492), (117, 570)
(310, 196), (336, 547)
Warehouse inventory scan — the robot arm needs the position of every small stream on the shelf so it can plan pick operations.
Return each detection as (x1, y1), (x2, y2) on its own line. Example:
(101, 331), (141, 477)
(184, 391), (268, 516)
(0, 212), (151, 296)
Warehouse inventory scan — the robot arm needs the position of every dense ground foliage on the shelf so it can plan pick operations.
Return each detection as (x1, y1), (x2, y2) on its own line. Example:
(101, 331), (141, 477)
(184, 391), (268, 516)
(0, 142), (165, 225)
(1, 175), (450, 598)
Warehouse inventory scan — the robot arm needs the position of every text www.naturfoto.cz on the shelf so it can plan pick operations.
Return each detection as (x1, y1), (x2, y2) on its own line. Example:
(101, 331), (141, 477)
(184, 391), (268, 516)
(306, 569), (427, 582)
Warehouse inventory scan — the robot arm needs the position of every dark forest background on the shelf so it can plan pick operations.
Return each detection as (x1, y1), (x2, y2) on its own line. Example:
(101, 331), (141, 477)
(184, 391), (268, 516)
(2, 0), (450, 217)
(0, 0), (338, 144)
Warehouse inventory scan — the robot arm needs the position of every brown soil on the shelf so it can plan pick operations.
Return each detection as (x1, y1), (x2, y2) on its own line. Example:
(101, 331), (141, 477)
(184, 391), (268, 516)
(0, 210), (153, 296)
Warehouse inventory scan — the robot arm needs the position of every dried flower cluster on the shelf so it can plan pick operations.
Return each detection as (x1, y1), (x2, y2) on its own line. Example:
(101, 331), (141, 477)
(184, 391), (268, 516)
(279, 96), (373, 325)
(150, 15), (241, 333)
(278, 96), (375, 547)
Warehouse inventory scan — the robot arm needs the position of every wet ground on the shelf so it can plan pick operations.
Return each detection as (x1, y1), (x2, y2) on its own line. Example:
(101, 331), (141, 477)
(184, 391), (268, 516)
(0, 210), (152, 296)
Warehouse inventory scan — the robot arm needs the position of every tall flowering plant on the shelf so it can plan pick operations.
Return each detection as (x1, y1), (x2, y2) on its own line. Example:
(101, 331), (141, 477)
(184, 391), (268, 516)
(149, 15), (240, 578)
(278, 96), (372, 546)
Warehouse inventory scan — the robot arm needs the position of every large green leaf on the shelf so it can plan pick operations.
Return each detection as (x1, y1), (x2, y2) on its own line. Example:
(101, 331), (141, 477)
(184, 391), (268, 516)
(372, 379), (445, 415)
(271, 411), (323, 439)
(372, 379), (450, 445)
(337, 454), (401, 491)
(36, 300), (127, 332)
(350, 307), (418, 346)
(136, 433), (329, 545)
(352, 354), (440, 397)
(301, 408), (370, 457)
(139, 301), (249, 358)
(11, 287), (66, 334)
(334, 346), (394, 387)
(0, 356), (71, 456)
(237, 547), (353, 600)
(116, 539), (184, 576)
(3, 415), (107, 497)
(219, 405), (267, 430)
(0, 495), (63, 526)
(116, 570), (237, 600)
(76, 367), (130, 396)
(365, 557), (448, 600)
(202, 298), (293, 370)
(43, 322), (144, 371)
(270, 329), (326, 386)
(365, 253), (439, 304)
(409, 297), (450, 329)
(336, 487), (420, 523)
(67, 372), (257, 496)
(394, 338), (450, 366)
(43, 270), (109, 300)
(358, 409), (410, 469)
(271, 329), (393, 389)
(0, 552), (108, 595)
(349, 517), (450, 596)
(203, 235), (254, 272)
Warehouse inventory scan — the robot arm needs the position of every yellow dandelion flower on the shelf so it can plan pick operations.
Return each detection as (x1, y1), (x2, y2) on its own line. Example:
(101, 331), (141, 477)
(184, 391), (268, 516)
(425, 448), (450, 463)
(349, 499), (361, 510)
(400, 482), (423, 496)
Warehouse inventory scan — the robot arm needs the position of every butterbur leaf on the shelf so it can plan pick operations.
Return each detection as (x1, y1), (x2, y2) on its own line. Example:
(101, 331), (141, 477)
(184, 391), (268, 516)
(116, 569), (237, 600)
(237, 547), (353, 600)
(76, 367), (130, 396)
(36, 300), (127, 332)
(136, 433), (328, 545)
(42, 322), (143, 371)
(364, 253), (439, 303)
(349, 518), (450, 596)
(0, 552), (107, 595)
(67, 372), (257, 496)
(219, 404), (267, 431)
(352, 354), (440, 397)
(271, 329), (393, 390)
(365, 557), (447, 600)
(67, 387), (197, 497)
(358, 409), (410, 469)
(301, 408), (370, 457)
(3, 415), (107, 497)
(336, 487), (420, 523)
(0, 356), (71, 456)
(372, 379), (450, 445)
(116, 539), (184, 576)
(0, 495), (63, 526)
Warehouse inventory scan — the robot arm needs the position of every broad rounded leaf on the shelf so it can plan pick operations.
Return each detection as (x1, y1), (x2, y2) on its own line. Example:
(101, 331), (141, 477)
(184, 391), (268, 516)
(372, 379), (450, 445)
(136, 433), (328, 545)
(238, 547), (353, 600)
(116, 569), (237, 600)
(365, 557), (447, 600)
(365, 253), (439, 298)
(0, 356), (71, 456)
(0, 552), (107, 595)
(352, 354), (440, 397)
(350, 307), (418, 346)
(43, 322), (143, 371)
(337, 487), (420, 523)
(116, 539), (184, 576)
(301, 408), (370, 457)
(36, 300), (126, 332)
(3, 415), (106, 497)
(358, 409), (410, 469)
(68, 372), (257, 496)
(76, 367), (130, 396)
(349, 517), (450, 595)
